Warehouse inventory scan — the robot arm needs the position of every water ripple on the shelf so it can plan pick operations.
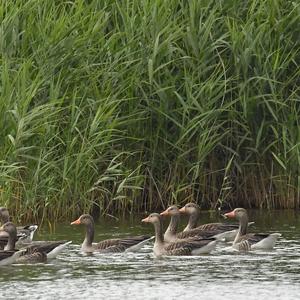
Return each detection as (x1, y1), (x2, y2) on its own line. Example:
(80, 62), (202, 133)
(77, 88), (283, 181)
(1, 211), (300, 299)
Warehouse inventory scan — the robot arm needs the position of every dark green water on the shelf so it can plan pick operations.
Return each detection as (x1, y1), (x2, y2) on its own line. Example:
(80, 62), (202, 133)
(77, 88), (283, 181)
(1, 210), (300, 300)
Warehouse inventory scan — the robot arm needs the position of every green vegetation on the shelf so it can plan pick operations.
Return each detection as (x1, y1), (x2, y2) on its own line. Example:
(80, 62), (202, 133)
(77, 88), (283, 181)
(0, 0), (300, 221)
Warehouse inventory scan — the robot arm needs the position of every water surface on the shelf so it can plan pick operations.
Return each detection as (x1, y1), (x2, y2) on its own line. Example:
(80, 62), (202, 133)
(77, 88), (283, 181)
(1, 210), (300, 299)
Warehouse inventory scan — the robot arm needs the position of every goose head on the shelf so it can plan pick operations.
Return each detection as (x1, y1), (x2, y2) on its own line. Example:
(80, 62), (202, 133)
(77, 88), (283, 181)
(0, 207), (10, 223)
(160, 205), (180, 217)
(71, 214), (94, 226)
(224, 208), (248, 220)
(141, 213), (161, 224)
(178, 203), (200, 215)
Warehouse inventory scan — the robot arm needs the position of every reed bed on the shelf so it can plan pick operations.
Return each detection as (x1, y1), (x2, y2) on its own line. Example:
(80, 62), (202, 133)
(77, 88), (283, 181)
(0, 0), (300, 221)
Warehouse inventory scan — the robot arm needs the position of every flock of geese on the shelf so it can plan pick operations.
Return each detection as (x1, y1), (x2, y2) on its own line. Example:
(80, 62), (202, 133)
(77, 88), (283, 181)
(0, 203), (281, 266)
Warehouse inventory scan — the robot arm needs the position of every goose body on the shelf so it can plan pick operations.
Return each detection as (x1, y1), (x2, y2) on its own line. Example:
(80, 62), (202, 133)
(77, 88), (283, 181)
(0, 222), (71, 263)
(16, 249), (47, 263)
(21, 240), (73, 260)
(142, 213), (216, 257)
(71, 214), (151, 253)
(224, 208), (281, 251)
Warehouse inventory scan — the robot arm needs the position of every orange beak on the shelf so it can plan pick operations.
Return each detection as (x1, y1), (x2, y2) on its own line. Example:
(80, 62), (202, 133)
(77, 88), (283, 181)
(71, 218), (81, 225)
(160, 209), (169, 216)
(141, 216), (150, 223)
(179, 207), (186, 213)
(224, 210), (235, 218)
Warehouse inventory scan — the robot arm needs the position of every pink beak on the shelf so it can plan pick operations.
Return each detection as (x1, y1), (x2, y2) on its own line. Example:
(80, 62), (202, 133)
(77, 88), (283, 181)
(141, 216), (150, 223)
(224, 210), (235, 218)
(178, 207), (186, 213)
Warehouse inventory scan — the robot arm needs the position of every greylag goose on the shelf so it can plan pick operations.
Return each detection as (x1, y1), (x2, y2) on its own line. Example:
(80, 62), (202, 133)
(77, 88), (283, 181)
(0, 222), (71, 262)
(142, 213), (216, 256)
(178, 203), (250, 241)
(160, 205), (236, 242)
(71, 214), (151, 253)
(224, 208), (281, 251)
(0, 207), (38, 245)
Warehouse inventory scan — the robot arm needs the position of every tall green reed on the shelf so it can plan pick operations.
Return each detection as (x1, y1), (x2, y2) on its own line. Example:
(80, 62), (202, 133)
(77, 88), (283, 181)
(0, 0), (299, 222)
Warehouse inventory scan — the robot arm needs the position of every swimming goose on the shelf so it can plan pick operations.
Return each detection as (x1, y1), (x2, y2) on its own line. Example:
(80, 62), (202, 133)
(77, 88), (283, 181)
(224, 208), (281, 251)
(142, 213), (216, 257)
(0, 222), (71, 262)
(0, 207), (38, 245)
(160, 205), (237, 242)
(71, 214), (151, 253)
(178, 203), (246, 241)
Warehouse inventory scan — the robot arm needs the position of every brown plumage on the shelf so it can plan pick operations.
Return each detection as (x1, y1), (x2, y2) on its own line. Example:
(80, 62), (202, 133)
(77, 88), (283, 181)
(16, 249), (47, 263)
(71, 214), (151, 253)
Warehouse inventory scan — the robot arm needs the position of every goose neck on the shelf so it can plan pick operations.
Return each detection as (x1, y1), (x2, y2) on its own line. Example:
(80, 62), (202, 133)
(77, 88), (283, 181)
(165, 214), (180, 236)
(233, 214), (248, 245)
(184, 211), (199, 231)
(83, 221), (94, 248)
(4, 231), (17, 251)
(153, 219), (164, 245)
